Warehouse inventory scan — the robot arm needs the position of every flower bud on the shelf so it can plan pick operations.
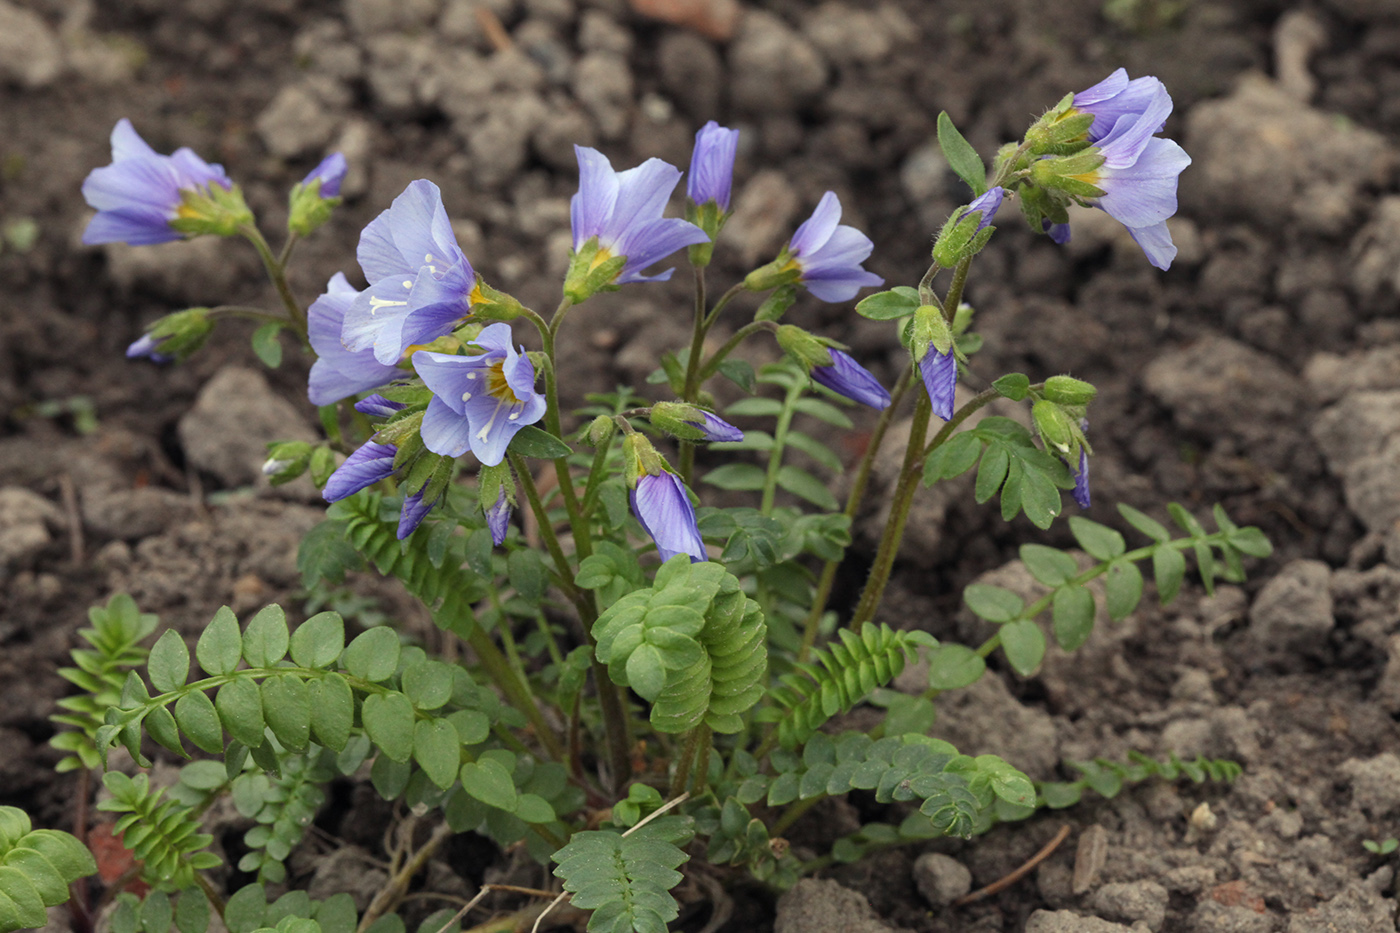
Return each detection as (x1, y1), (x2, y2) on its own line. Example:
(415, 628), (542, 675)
(650, 402), (744, 443)
(753, 284), (798, 322)
(287, 154), (347, 237)
(1043, 375), (1097, 406)
(262, 440), (312, 485)
(586, 415), (617, 448)
(128, 308), (214, 363)
(911, 305), (954, 361)
(1032, 400), (1076, 454)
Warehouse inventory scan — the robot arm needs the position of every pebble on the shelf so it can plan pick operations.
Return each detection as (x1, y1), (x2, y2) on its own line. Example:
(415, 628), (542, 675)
(728, 11), (828, 113)
(656, 30), (722, 120)
(572, 52), (633, 140)
(256, 81), (343, 158)
(1091, 881), (1169, 932)
(1339, 753), (1400, 818)
(0, 487), (61, 573)
(1023, 910), (1137, 933)
(81, 488), (198, 541)
(1246, 559), (1335, 666)
(773, 879), (897, 933)
(0, 1), (63, 88)
(911, 852), (972, 907)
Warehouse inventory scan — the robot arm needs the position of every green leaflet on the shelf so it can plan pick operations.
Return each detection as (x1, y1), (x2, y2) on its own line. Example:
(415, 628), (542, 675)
(552, 817), (694, 933)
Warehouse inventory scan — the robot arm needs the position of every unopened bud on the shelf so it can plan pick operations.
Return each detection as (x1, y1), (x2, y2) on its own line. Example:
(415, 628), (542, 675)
(1032, 400), (1076, 454)
(586, 415), (616, 448)
(1043, 375), (1097, 406)
(775, 325), (834, 371)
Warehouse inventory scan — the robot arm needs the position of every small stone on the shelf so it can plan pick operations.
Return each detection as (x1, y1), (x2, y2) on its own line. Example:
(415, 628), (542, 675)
(1072, 825), (1110, 894)
(1246, 559), (1334, 666)
(1340, 753), (1400, 818)
(307, 846), (388, 911)
(101, 236), (241, 305)
(728, 11), (828, 113)
(1024, 910), (1136, 933)
(1311, 391), (1400, 477)
(803, 2), (894, 64)
(1287, 881), (1396, 932)
(572, 52), (633, 140)
(177, 367), (318, 494)
(344, 0), (441, 35)
(1352, 196), (1400, 304)
(1091, 882), (1169, 931)
(81, 488), (198, 542)
(1142, 336), (1304, 435)
(656, 30), (722, 119)
(911, 852), (972, 907)
(0, 1), (63, 88)
(578, 9), (632, 54)
(722, 170), (800, 266)
(1304, 346), (1400, 405)
(773, 879), (896, 933)
(256, 82), (343, 158)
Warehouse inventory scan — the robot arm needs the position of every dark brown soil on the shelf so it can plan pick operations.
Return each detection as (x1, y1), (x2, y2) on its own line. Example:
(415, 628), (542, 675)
(4, 0), (1400, 931)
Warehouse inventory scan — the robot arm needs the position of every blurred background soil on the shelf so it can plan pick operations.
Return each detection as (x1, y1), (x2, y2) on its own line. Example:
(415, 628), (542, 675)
(4, 0), (1400, 930)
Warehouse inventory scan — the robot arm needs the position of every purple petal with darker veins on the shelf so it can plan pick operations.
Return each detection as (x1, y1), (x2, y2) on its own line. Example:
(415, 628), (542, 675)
(811, 350), (891, 411)
(420, 395), (475, 458)
(307, 272), (400, 405)
(486, 489), (511, 545)
(1095, 137), (1190, 230)
(919, 348), (957, 421)
(631, 472), (706, 563)
(615, 217), (710, 283)
(687, 121), (740, 210)
(303, 152), (348, 197)
(324, 441), (398, 501)
(1125, 220), (1178, 271)
(355, 394), (405, 417)
(968, 186), (1005, 231)
(1072, 448), (1091, 509)
(693, 411), (743, 443)
(790, 191), (842, 257)
(571, 146), (621, 248)
(397, 491), (436, 539)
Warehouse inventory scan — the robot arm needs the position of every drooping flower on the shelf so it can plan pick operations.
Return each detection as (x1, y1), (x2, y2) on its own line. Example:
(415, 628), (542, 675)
(566, 146), (709, 296)
(412, 323), (547, 466)
(124, 308), (214, 364)
(919, 347), (957, 421)
(323, 441), (399, 502)
(82, 119), (235, 246)
(781, 191), (884, 302)
(1071, 69), (1168, 143)
(632, 471), (706, 563)
(126, 333), (173, 364)
(397, 490), (438, 539)
(301, 152), (348, 198)
(341, 180), (481, 365)
(1072, 446), (1091, 509)
(811, 349), (891, 411)
(649, 402), (744, 443)
(307, 272), (402, 406)
(354, 394), (406, 418)
(687, 121), (740, 212)
(485, 488), (512, 546)
(686, 410), (743, 443)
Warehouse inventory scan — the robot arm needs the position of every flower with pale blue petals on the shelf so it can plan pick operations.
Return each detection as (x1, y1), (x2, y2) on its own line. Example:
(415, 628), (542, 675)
(632, 471), (706, 563)
(302, 153), (348, 197)
(397, 490), (437, 539)
(812, 349), (891, 411)
(342, 180), (482, 366)
(485, 488), (512, 545)
(1069, 420), (1091, 509)
(687, 122), (740, 211)
(307, 272), (402, 406)
(323, 440), (437, 539)
(566, 146), (709, 298)
(127, 333), (173, 364)
(688, 410), (743, 443)
(1042, 219), (1071, 244)
(919, 348), (957, 421)
(412, 323), (546, 466)
(1072, 69), (1168, 143)
(82, 119), (234, 246)
(751, 191), (883, 303)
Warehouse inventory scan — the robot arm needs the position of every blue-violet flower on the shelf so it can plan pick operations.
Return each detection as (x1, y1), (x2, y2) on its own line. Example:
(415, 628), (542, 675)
(687, 121), (740, 212)
(323, 440), (437, 539)
(967, 186), (1005, 231)
(82, 119), (233, 246)
(302, 152), (348, 197)
(485, 488), (512, 546)
(307, 272), (402, 406)
(784, 191), (884, 302)
(412, 323), (546, 466)
(342, 179), (482, 365)
(632, 471), (707, 563)
(569, 146), (709, 285)
(812, 349), (891, 411)
(919, 348), (957, 421)
(355, 394), (406, 418)
(1071, 68), (1168, 143)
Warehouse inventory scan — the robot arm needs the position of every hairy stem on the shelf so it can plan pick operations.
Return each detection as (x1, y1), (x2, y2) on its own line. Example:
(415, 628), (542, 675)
(239, 224), (307, 342)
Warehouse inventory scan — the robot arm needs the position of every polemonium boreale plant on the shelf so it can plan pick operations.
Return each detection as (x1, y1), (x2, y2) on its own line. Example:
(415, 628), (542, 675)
(37, 83), (1274, 933)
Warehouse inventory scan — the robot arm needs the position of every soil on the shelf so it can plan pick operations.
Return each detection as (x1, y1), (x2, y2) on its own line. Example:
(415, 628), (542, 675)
(3, 0), (1400, 931)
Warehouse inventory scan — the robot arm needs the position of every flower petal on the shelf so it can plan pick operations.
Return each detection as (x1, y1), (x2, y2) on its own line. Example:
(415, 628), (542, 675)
(357, 180), (447, 283)
(687, 122), (740, 210)
(604, 157), (684, 251)
(397, 491), (436, 539)
(1096, 137), (1190, 229)
(420, 395), (476, 457)
(570, 146), (620, 249)
(812, 350), (890, 410)
(615, 217), (710, 283)
(631, 472), (706, 563)
(1125, 220), (1179, 271)
(485, 489), (511, 545)
(110, 118), (158, 161)
(789, 191), (843, 257)
(919, 348), (957, 421)
(324, 441), (398, 501)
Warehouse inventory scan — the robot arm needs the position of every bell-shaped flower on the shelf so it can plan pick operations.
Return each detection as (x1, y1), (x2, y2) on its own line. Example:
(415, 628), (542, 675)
(967, 186), (1004, 231)
(565, 146), (709, 300)
(82, 119), (235, 246)
(307, 273), (401, 406)
(632, 471), (707, 563)
(749, 192), (883, 303)
(323, 441), (399, 502)
(649, 401), (744, 443)
(919, 347), (957, 421)
(1072, 69), (1168, 143)
(687, 121), (740, 211)
(301, 152), (348, 198)
(812, 349), (891, 411)
(342, 180), (482, 366)
(412, 323), (546, 466)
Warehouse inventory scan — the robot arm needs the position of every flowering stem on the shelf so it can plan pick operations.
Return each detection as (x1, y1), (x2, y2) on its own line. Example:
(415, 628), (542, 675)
(678, 265), (709, 484)
(205, 305), (292, 326)
(508, 452), (588, 614)
(760, 375), (805, 515)
(669, 724), (711, 797)
(579, 435), (615, 521)
(697, 320), (777, 383)
(537, 303), (592, 561)
(703, 282), (747, 329)
(942, 256), (973, 322)
(797, 363), (915, 662)
(239, 224), (307, 343)
(463, 626), (565, 761)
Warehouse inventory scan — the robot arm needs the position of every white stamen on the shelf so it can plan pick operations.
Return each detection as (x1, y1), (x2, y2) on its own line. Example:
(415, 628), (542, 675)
(461, 391), (472, 401)
(508, 412), (519, 420)
(424, 253), (433, 262)
(466, 372), (477, 380)
(368, 296), (408, 316)
(402, 279), (413, 289)
(476, 399), (509, 441)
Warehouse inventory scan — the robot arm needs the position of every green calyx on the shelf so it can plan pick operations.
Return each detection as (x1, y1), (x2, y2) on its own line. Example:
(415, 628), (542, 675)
(744, 249), (803, 294)
(649, 401), (707, 442)
(478, 461), (515, 510)
(1043, 375), (1097, 406)
(471, 279), (527, 322)
(563, 237), (627, 304)
(1031, 400), (1077, 455)
(145, 307), (214, 361)
(932, 208), (995, 268)
(169, 184), (255, 238)
(685, 200), (727, 268)
(911, 305), (954, 361)
(1023, 93), (1097, 155)
(586, 414), (617, 448)
(622, 433), (667, 487)
(753, 284), (798, 322)
(775, 324), (835, 371)
(1029, 150), (1107, 200)
(262, 440), (312, 486)
(287, 179), (342, 237)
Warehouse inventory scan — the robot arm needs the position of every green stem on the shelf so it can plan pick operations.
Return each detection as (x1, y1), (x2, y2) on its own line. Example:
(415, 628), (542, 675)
(703, 282), (747, 329)
(205, 305), (291, 326)
(464, 627), (564, 761)
(798, 363), (915, 662)
(678, 265), (710, 484)
(509, 452), (589, 616)
(538, 305), (592, 562)
(759, 375), (804, 515)
(669, 725), (710, 797)
(941, 256), (973, 324)
(697, 321), (776, 383)
(771, 795), (822, 836)
(239, 224), (307, 342)
(579, 432), (615, 521)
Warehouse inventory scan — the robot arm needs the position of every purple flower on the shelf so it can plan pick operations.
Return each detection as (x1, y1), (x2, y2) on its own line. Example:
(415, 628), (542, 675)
(397, 490), (437, 539)
(786, 192), (884, 303)
(126, 333), (173, 364)
(412, 323), (546, 466)
(342, 180), (480, 365)
(1042, 219), (1071, 244)
(967, 186), (1005, 231)
(1068, 80), (1189, 270)
(324, 441), (399, 502)
(307, 272), (402, 406)
(1072, 69), (1168, 143)
(919, 348), (957, 421)
(355, 394), (406, 418)
(631, 471), (706, 563)
(81, 119), (233, 246)
(811, 349), (890, 411)
(302, 153), (348, 198)
(570, 146), (709, 284)
(688, 410), (743, 443)
(1072, 447), (1090, 509)
(485, 488), (511, 545)
(687, 122), (740, 211)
